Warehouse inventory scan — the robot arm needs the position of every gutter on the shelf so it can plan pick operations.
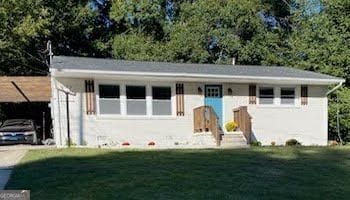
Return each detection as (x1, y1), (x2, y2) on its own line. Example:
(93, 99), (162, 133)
(50, 68), (344, 85)
(326, 81), (344, 95)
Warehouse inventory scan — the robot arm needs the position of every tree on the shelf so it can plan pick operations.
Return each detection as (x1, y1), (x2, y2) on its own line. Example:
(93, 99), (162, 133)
(0, 0), (49, 75)
(109, 0), (276, 64)
(0, 0), (115, 76)
(269, 0), (350, 140)
(329, 88), (350, 142)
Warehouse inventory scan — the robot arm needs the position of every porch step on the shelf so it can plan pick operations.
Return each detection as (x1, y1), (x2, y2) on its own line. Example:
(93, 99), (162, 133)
(220, 133), (248, 148)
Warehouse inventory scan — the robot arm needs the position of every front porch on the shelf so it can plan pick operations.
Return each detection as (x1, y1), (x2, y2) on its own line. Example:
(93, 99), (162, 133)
(193, 105), (252, 147)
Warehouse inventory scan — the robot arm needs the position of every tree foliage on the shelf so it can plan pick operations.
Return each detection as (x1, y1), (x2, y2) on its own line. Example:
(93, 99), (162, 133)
(0, 0), (49, 75)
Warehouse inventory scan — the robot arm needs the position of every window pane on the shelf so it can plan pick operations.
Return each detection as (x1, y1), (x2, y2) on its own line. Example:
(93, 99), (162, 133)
(259, 87), (274, 104)
(153, 101), (172, 115)
(281, 88), (295, 97)
(281, 98), (295, 104)
(152, 87), (171, 100)
(259, 87), (274, 96)
(260, 98), (274, 104)
(99, 99), (120, 114)
(126, 86), (146, 99)
(99, 85), (119, 98)
(281, 88), (295, 105)
(127, 100), (147, 115)
(152, 87), (172, 115)
(126, 86), (146, 115)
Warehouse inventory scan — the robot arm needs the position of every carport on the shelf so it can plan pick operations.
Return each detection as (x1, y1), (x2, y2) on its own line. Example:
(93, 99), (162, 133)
(0, 76), (52, 141)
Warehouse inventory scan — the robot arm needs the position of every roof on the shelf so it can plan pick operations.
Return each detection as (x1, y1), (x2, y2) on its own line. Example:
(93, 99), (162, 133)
(0, 76), (51, 103)
(51, 56), (344, 84)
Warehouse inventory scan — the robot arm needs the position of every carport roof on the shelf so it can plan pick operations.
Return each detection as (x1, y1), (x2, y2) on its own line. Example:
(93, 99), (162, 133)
(0, 76), (51, 103)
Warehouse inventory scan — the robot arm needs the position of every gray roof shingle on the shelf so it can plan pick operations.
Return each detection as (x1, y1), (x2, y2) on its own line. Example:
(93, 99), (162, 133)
(52, 56), (343, 82)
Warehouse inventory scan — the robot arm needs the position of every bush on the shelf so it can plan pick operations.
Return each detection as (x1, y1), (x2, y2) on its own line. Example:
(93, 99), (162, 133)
(251, 141), (262, 147)
(271, 141), (276, 146)
(225, 121), (238, 132)
(285, 139), (301, 146)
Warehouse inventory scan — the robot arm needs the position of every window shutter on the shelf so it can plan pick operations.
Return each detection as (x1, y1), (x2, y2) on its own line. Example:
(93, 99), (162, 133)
(85, 80), (96, 115)
(301, 86), (308, 105)
(249, 84), (256, 104)
(176, 83), (184, 116)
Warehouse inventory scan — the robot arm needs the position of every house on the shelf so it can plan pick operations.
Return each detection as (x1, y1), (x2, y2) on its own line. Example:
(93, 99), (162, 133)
(50, 56), (344, 147)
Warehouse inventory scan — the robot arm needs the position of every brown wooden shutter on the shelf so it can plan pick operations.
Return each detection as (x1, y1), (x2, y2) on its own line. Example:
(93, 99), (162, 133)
(249, 84), (256, 104)
(85, 80), (96, 115)
(176, 83), (184, 116)
(301, 86), (308, 105)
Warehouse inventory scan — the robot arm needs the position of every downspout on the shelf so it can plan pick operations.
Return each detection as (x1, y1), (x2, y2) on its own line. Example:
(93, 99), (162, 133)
(326, 81), (345, 144)
(326, 81), (343, 95)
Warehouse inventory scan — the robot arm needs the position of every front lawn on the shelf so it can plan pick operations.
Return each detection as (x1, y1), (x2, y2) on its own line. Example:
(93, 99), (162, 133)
(6, 147), (350, 199)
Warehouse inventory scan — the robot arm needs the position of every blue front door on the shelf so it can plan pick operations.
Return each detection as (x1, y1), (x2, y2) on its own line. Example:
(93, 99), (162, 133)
(204, 85), (223, 126)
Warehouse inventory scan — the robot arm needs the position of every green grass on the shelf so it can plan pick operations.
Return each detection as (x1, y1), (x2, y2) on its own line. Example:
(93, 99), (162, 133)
(5, 147), (350, 200)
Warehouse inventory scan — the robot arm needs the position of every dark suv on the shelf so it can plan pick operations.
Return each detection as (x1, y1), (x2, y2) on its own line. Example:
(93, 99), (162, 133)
(0, 119), (38, 145)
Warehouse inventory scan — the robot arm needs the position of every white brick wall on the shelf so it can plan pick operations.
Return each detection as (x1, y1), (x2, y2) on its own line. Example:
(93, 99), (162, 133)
(51, 77), (328, 147)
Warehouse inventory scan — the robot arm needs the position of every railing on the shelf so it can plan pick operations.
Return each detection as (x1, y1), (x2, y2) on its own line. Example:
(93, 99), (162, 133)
(193, 106), (221, 146)
(233, 106), (252, 143)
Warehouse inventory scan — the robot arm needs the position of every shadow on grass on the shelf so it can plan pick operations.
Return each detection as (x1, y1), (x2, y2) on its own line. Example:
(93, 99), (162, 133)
(5, 147), (350, 200)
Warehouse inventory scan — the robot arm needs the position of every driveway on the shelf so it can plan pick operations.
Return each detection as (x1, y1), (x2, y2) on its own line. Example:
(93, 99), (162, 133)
(0, 145), (55, 189)
(0, 149), (27, 189)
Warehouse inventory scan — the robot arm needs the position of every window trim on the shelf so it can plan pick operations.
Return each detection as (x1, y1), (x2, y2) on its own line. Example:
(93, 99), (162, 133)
(95, 80), (176, 118)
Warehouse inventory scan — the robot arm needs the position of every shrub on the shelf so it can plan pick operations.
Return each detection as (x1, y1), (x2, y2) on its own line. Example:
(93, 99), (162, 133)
(225, 121), (238, 132)
(271, 141), (276, 146)
(285, 139), (301, 146)
(251, 141), (261, 147)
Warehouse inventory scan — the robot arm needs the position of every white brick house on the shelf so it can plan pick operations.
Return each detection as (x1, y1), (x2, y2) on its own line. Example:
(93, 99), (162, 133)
(50, 56), (344, 147)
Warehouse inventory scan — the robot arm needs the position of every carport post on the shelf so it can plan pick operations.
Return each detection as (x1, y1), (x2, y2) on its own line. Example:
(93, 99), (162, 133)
(66, 94), (71, 147)
(42, 111), (46, 141)
(57, 89), (75, 148)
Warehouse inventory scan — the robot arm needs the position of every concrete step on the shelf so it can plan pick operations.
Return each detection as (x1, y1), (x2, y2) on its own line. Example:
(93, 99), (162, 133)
(221, 139), (246, 144)
(220, 144), (249, 149)
(220, 133), (247, 147)
(221, 134), (245, 138)
(222, 137), (245, 141)
(221, 140), (247, 145)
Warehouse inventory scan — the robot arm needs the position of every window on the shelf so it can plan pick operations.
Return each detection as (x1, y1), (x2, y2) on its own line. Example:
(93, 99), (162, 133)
(99, 85), (120, 114)
(281, 88), (295, 105)
(259, 87), (274, 104)
(126, 86), (146, 115)
(152, 87), (171, 115)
